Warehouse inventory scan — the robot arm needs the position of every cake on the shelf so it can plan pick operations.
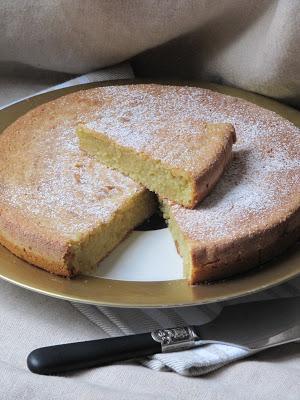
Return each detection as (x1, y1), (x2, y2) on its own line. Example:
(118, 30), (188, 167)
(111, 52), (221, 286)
(0, 92), (156, 277)
(77, 85), (236, 208)
(0, 83), (299, 284)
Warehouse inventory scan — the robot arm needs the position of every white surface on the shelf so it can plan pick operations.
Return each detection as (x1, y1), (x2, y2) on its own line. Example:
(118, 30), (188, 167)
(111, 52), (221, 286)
(93, 229), (183, 281)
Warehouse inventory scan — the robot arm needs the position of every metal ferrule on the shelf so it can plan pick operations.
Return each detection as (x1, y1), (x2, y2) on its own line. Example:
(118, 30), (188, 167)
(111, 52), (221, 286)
(151, 326), (199, 353)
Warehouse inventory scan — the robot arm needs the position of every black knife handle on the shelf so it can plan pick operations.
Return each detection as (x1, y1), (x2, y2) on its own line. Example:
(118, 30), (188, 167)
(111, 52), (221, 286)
(27, 333), (161, 375)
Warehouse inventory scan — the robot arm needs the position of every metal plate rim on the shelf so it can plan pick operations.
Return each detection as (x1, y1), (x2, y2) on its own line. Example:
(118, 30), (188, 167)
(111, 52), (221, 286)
(0, 79), (299, 308)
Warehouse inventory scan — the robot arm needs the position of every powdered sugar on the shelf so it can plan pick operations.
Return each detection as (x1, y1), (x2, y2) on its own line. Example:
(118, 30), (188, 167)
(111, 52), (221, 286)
(150, 86), (300, 242)
(86, 84), (299, 243)
(86, 86), (231, 171)
(0, 98), (144, 239)
(86, 85), (299, 238)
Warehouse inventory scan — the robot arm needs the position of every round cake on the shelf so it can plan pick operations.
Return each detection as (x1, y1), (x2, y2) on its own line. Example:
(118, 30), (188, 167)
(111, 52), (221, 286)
(0, 83), (299, 284)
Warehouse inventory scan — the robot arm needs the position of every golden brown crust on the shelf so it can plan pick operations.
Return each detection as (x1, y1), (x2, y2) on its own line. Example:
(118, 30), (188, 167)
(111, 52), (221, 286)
(0, 233), (72, 277)
(186, 184), (300, 284)
(189, 224), (300, 284)
(0, 205), (72, 276)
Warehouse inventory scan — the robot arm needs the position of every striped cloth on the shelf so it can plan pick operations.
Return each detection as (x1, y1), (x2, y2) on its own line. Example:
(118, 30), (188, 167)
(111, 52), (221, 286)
(4, 63), (299, 376)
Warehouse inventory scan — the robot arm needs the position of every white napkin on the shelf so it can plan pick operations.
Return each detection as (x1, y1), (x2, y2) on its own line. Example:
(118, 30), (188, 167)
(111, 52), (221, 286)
(1, 64), (299, 377)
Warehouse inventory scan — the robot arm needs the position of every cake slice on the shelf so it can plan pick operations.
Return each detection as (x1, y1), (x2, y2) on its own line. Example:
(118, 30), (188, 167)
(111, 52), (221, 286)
(77, 85), (236, 208)
(0, 92), (156, 277)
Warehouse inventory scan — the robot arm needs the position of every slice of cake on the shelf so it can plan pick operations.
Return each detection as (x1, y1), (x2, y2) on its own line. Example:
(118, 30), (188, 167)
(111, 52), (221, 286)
(0, 92), (156, 277)
(77, 85), (236, 208)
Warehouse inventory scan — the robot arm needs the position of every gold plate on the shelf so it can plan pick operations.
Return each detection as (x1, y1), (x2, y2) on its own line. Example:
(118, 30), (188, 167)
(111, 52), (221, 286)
(0, 81), (299, 307)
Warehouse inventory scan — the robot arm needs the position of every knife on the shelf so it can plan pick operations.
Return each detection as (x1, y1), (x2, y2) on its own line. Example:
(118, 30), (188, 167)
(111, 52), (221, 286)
(27, 297), (300, 375)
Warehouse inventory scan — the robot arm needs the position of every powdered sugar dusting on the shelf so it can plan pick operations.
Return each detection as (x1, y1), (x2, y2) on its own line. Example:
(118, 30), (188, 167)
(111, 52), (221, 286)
(84, 85), (299, 244)
(87, 84), (299, 243)
(150, 86), (300, 242)
(86, 86), (232, 171)
(0, 96), (144, 239)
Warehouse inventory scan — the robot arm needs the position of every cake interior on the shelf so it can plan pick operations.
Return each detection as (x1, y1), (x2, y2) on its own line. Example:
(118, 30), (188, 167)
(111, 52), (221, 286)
(66, 189), (156, 275)
(77, 125), (194, 208)
(160, 201), (193, 282)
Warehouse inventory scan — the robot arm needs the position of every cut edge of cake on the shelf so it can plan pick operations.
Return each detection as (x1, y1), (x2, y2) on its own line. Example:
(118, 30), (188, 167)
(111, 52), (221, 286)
(0, 189), (156, 277)
(77, 122), (236, 208)
(161, 201), (300, 285)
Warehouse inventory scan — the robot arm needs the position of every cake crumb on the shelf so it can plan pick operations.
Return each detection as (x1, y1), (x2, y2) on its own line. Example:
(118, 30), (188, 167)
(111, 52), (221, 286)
(74, 173), (81, 183)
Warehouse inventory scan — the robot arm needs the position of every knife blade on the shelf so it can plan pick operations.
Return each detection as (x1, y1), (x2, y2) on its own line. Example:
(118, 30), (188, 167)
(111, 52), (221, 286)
(194, 296), (299, 349)
(27, 297), (300, 375)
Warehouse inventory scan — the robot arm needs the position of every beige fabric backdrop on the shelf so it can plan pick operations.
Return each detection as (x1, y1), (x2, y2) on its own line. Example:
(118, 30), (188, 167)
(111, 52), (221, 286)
(0, 2), (300, 399)
(1, 0), (299, 106)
